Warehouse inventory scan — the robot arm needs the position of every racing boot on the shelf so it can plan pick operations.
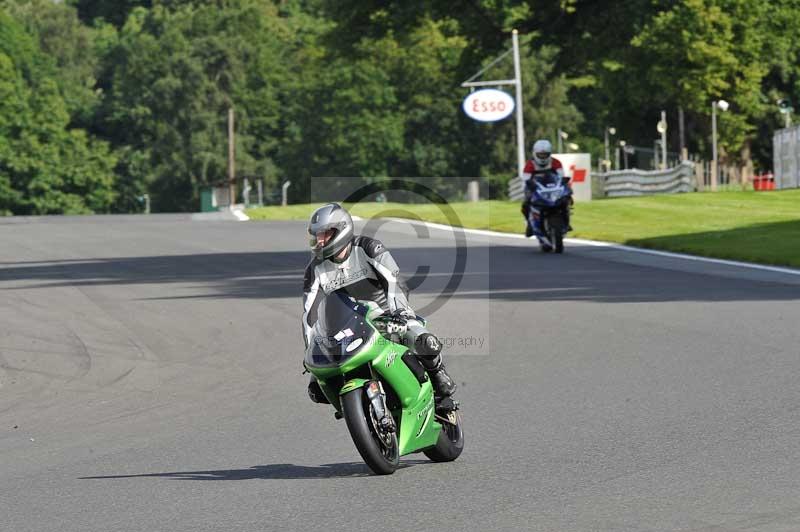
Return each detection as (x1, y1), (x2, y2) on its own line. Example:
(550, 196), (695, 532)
(525, 222), (534, 237)
(414, 333), (457, 398)
(522, 203), (533, 237)
(427, 359), (457, 398)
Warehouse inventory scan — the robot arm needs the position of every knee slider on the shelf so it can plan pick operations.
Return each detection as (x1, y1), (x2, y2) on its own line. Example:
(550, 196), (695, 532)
(414, 333), (442, 368)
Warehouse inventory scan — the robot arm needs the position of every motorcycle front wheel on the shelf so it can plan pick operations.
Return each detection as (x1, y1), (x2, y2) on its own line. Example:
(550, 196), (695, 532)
(547, 215), (565, 254)
(341, 388), (399, 475)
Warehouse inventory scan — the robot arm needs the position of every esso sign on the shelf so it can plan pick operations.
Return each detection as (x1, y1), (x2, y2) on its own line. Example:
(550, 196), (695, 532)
(462, 89), (515, 122)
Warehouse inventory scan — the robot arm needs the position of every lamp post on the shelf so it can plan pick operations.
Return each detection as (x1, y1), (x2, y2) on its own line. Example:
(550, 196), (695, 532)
(711, 99), (729, 191)
(604, 126), (616, 172)
(656, 111), (667, 170)
(616, 140), (626, 170)
(620, 141), (630, 170)
(778, 99), (793, 128)
(558, 129), (568, 153)
(567, 142), (579, 153)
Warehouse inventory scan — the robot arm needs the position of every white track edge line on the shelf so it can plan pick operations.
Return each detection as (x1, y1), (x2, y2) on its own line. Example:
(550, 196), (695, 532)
(380, 217), (800, 277)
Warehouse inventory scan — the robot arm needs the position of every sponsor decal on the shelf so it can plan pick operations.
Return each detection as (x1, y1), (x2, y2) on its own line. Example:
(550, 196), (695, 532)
(321, 267), (369, 292)
(416, 397), (434, 420)
(333, 328), (354, 341)
(386, 351), (397, 368)
(415, 397), (435, 437)
(569, 164), (587, 183)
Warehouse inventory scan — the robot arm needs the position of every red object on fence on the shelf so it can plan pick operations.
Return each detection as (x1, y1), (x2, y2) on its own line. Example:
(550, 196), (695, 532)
(753, 173), (775, 191)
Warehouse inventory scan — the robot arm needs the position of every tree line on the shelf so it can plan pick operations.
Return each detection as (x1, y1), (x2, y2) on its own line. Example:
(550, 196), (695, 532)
(1, 0), (797, 214)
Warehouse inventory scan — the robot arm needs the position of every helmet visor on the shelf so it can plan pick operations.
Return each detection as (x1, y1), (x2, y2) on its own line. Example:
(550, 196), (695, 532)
(310, 228), (337, 251)
(535, 151), (551, 161)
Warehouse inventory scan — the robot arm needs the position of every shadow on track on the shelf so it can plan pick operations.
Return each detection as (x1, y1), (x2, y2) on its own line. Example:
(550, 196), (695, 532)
(80, 460), (431, 480)
(2, 245), (798, 303)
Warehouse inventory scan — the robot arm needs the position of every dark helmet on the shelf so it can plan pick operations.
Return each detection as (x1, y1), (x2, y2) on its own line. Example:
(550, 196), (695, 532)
(308, 203), (354, 260)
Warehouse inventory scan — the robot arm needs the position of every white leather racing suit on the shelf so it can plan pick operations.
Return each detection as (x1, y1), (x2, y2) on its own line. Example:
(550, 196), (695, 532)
(302, 235), (429, 348)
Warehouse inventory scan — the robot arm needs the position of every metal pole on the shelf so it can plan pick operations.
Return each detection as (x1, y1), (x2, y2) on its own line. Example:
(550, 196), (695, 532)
(615, 146), (620, 171)
(661, 110), (668, 169)
(558, 129), (564, 153)
(228, 107), (236, 206)
(257, 179), (263, 207)
(281, 180), (291, 207)
(678, 106), (686, 160)
(512, 29), (525, 179)
(604, 128), (610, 172)
(711, 101), (718, 191)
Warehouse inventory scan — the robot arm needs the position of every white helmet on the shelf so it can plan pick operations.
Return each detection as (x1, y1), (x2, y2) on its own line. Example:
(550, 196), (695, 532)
(532, 139), (553, 169)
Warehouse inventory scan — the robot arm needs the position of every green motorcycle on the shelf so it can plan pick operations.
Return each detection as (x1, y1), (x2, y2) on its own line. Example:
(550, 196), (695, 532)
(303, 290), (464, 475)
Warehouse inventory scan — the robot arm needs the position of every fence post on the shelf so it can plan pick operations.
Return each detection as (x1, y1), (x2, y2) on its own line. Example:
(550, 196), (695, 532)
(467, 180), (480, 202)
(693, 159), (704, 191)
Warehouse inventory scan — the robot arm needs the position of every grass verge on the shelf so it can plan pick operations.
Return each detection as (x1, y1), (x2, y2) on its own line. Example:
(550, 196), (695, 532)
(247, 190), (800, 268)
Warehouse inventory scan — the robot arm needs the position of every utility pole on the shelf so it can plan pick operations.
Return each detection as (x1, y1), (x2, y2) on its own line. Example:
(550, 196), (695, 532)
(604, 127), (615, 172)
(228, 107), (236, 207)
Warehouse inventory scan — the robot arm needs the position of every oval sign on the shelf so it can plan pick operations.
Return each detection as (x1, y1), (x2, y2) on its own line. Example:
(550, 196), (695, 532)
(462, 89), (515, 122)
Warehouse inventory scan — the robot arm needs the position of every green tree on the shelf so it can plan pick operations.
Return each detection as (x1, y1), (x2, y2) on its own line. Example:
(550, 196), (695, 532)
(0, 10), (116, 215)
(100, 1), (290, 211)
(2, 0), (110, 128)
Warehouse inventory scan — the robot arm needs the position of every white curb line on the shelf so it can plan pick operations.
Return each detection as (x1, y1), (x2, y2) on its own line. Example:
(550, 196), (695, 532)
(380, 217), (800, 277)
(232, 208), (250, 221)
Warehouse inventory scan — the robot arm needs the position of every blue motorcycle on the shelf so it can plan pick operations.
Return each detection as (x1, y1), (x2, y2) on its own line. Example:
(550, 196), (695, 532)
(525, 171), (573, 253)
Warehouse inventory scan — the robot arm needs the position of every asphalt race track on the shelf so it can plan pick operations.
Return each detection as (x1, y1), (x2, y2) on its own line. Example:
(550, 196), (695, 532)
(2, 215), (800, 532)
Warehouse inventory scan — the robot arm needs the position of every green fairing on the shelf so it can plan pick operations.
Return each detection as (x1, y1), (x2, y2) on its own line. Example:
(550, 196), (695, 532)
(371, 343), (441, 455)
(306, 317), (441, 457)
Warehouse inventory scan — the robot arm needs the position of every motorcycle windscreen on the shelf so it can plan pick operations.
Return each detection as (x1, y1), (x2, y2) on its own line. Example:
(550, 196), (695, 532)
(533, 171), (561, 187)
(304, 290), (374, 367)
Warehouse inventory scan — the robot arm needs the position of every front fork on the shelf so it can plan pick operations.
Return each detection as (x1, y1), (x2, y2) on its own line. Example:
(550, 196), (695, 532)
(365, 380), (396, 433)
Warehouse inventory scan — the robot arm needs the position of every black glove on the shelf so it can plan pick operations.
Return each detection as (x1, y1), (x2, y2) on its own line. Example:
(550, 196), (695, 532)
(389, 308), (415, 323)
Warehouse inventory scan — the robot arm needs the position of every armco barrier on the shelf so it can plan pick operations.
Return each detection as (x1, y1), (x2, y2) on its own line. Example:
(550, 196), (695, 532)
(508, 161), (694, 200)
(597, 162), (695, 197)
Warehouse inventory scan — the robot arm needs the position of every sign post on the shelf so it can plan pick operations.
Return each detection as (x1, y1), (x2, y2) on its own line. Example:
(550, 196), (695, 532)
(461, 29), (526, 179)
(512, 30), (525, 179)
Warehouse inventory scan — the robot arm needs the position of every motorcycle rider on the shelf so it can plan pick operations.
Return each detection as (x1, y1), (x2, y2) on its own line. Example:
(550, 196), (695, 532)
(302, 203), (457, 405)
(521, 139), (570, 237)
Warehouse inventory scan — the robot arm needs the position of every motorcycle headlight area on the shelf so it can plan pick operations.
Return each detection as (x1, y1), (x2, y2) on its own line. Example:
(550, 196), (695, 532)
(541, 188), (564, 202)
(310, 323), (374, 365)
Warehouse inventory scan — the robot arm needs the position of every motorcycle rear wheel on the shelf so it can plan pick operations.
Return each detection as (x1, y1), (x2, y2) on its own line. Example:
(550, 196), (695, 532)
(341, 388), (399, 475)
(423, 410), (464, 462)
